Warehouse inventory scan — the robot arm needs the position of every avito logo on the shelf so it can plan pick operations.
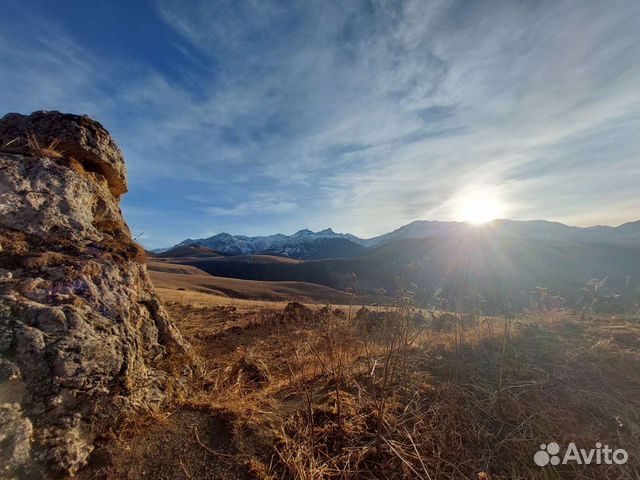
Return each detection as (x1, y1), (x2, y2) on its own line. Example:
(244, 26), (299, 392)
(534, 442), (628, 467)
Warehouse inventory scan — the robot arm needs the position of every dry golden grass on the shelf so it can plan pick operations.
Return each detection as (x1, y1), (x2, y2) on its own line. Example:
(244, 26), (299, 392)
(1, 133), (65, 158)
(266, 311), (640, 479)
(155, 286), (368, 313)
(157, 287), (295, 311)
(149, 261), (352, 304)
(82, 293), (640, 479)
(26, 133), (64, 158)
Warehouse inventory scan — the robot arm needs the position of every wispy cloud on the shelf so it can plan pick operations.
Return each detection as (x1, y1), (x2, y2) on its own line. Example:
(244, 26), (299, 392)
(206, 193), (297, 217)
(206, 201), (297, 217)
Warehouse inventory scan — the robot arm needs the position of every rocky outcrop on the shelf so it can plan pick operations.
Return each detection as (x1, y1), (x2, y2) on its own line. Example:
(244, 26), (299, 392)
(0, 111), (127, 196)
(0, 111), (188, 478)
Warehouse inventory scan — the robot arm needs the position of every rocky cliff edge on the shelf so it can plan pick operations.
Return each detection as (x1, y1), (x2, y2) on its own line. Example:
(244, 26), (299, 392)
(0, 111), (189, 478)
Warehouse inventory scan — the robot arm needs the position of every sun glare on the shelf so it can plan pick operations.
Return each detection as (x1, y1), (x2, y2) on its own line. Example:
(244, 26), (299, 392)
(455, 190), (505, 224)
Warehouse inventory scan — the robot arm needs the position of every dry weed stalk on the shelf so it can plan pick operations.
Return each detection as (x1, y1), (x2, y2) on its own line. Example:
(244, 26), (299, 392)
(494, 313), (513, 411)
(273, 308), (640, 479)
(1, 132), (65, 158)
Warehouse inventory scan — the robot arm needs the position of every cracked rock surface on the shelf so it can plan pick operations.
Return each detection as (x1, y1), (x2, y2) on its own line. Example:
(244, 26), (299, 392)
(0, 111), (188, 478)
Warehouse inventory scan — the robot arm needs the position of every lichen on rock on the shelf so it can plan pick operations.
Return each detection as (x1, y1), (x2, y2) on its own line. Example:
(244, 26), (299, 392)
(0, 111), (189, 478)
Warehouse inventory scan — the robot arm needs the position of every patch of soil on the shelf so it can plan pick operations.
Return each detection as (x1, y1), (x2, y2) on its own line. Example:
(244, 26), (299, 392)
(79, 408), (250, 480)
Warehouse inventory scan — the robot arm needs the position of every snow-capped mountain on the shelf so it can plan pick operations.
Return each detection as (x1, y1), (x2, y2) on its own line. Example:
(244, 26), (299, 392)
(173, 228), (367, 259)
(162, 220), (640, 259)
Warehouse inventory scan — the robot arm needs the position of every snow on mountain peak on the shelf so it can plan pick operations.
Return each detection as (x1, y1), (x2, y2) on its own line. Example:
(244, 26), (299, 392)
(171, 228), (367, 258)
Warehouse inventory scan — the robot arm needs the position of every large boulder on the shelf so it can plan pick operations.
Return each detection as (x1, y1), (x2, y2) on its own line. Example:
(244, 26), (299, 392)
(0, 112), (188, 478)
(0, 111), (127, 196)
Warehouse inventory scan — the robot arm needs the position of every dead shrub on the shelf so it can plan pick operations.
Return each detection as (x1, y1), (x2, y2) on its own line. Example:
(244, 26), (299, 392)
(1, 133), (64, 158)
(215, 352), (272, 391)
(284, 302), (314, 322)
(430, 311), (457, 332)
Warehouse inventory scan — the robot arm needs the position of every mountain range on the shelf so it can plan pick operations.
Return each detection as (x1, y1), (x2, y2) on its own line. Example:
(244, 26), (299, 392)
(149, 219), (640, 311)
(162, 228), (367, 259)
(159, 219), (640, 259)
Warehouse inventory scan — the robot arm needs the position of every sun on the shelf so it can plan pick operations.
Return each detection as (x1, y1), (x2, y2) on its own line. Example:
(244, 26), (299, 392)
(454, 190), (505, 224)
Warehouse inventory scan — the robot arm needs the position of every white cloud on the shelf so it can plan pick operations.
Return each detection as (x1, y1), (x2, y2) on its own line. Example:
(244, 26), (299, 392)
(152, 0), (640, 233)
(206, 194), (297, 217)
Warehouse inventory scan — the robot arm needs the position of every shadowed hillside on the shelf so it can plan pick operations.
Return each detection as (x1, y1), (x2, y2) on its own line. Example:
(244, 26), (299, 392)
(160, 244), (222, 258)
(147, 260), (352, 303)
(172, 235), (640, 312)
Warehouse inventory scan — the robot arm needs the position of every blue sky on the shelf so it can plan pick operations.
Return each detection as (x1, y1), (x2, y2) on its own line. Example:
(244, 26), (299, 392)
(1, 0), (639, 248)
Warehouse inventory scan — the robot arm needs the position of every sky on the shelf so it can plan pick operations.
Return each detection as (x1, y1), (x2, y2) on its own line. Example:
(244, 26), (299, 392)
(1, 0), (639, 248)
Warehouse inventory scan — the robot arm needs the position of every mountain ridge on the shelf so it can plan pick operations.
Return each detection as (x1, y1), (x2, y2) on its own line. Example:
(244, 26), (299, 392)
(165, 228), (367, 259)
(159, 219), (640, 259)
(173, 235), (640, 312)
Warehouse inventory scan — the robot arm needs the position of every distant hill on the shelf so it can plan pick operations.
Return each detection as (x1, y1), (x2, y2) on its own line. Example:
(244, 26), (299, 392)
(172, 228), (366, 259)
(159, 244), (222, 258)
(147, 260), (350, 303)
(154, 219), (640, 311)
(172, 234), (640, 312)
(163, 219), (640, 261)
(146, 260), (212, 275)
(364, 219), (640, 247)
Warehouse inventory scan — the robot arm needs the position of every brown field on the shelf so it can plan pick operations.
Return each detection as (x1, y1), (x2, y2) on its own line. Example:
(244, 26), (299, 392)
(80, 286), (640, 480)
(148, 260), (351, 304)
(159, 254), (304, 265)
(148, 260), (211, 275)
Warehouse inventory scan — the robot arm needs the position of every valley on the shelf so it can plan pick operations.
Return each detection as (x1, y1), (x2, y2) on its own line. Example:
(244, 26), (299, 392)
(153, 224), (640, 313)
